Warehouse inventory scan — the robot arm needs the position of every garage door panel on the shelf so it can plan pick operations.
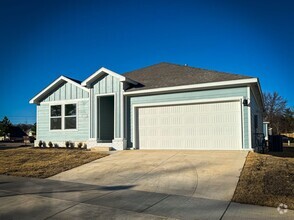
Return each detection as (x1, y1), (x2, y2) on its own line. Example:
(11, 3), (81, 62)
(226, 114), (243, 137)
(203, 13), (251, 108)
(136, 101), (242, 150)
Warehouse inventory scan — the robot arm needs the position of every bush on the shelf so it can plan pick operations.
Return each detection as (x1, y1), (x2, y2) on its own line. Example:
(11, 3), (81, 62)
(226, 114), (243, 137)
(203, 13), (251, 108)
(42, 141), (46, 148)
(65, 141), (70, 148)
(83, 143), (87, 149)
(70, 142), (75, 148)
(38, 140), (43, 148)
(48, 141), (53, 148)
(54, 143), (59, 148)
(78, 142), (83, 149)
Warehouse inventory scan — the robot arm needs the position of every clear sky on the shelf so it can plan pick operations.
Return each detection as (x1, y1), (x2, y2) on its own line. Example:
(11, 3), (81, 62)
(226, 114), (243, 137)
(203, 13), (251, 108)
(0, 0), (293, 124)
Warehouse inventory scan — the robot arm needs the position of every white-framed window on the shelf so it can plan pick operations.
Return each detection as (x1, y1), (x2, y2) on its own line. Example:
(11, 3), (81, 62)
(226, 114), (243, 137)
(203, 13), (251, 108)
(50, 105), (62, 130)
(50, 103), (77, 130)
(64, 104), (77, 129)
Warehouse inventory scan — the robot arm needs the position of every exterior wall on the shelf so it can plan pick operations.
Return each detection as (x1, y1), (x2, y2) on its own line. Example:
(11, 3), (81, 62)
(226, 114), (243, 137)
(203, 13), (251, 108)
(43, 82), (89, 102)
(90, 74), (123, 140)
(36, 99), (89, 145)
(126, 87), (250, 149)
(250, 89), (263, 150)
(36, 82), (90, 146)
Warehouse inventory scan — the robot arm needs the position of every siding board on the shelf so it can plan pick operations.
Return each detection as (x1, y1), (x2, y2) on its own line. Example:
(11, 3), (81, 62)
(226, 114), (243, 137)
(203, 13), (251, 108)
(41, 82), (89, 103)
(37, 100), (89, 142)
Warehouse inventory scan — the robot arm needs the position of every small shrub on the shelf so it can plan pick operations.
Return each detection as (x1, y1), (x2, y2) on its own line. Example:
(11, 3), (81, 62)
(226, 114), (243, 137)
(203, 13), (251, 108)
(48, 141), (53, 148)
(77, 142), (83, 149)
(83, 143), (87, 149)
(70, 142), (75, 148)
(38, 140), (43, 148)
(54, 143), (59, 148)
(42, 141), (46, 148)
(65, 141), (70, 148)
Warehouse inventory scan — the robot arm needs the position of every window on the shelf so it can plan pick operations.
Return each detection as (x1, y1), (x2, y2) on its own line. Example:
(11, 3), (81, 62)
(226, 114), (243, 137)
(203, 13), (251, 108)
(50, 105), (62, 130)
(50, 104), (77, 130)
(64, 104), (77, 129)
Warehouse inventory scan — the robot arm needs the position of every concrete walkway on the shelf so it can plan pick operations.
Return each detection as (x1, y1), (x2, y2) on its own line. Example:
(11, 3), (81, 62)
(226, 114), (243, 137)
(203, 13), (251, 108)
(0, 150), (293, 219)
(0, 175), (293, 219)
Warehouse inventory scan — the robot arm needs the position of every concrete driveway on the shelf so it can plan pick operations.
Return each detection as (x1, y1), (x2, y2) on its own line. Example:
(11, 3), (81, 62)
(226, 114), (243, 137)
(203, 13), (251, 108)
(1, 150), (294, 219)
(49, 150), (247, 219)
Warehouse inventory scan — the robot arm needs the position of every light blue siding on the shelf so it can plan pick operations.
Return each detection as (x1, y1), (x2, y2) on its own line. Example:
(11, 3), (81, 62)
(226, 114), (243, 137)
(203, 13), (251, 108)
(91, 74), (123, 139)
(37, 99), (89, 143)
(43, 82), (89, 102)
(127, 87), (249, 149)
(243, 106), (249, 149)
(250, 89), (263, 149)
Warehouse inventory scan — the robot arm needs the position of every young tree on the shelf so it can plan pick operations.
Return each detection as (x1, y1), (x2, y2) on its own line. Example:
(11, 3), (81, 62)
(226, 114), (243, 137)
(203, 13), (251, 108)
(0, 116), (12, 137)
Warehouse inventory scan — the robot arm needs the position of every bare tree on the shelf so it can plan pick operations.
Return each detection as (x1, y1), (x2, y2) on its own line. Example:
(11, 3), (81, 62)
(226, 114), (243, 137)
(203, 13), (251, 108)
(263, 92), (287, 134)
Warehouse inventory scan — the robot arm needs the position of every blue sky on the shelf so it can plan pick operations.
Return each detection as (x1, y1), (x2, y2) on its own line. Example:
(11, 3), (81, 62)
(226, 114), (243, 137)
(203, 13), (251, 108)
(0, 0), (293, 124)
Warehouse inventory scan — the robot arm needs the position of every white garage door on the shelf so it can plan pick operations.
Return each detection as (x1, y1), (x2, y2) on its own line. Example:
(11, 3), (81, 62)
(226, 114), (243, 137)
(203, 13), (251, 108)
(136, 101), (242, 150)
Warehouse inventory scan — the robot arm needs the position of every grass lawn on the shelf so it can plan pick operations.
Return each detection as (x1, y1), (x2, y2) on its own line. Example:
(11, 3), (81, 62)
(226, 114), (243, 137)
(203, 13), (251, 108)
(0, 147), (108, 178)
(233, 146), (294, 209)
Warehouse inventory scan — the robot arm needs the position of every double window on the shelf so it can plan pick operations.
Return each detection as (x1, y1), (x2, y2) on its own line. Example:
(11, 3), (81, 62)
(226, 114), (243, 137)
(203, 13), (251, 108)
(50, 104), (77, 130)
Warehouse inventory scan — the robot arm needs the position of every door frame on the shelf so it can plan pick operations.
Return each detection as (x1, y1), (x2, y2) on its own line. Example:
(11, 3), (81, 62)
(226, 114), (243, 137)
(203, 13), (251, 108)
(132, 96), (244, 149)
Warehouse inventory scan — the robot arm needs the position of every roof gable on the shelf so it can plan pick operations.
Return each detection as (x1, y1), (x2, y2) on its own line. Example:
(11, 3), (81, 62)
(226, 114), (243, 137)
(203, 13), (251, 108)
(123, 62), (253, 91)
(81, 67), (138, 87)
(29, 76), (89, 104)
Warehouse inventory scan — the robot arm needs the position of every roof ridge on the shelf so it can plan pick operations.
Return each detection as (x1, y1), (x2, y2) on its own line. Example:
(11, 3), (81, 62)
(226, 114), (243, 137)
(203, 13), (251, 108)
(124, 62), (252, 78)
(123, 62), (170, 75)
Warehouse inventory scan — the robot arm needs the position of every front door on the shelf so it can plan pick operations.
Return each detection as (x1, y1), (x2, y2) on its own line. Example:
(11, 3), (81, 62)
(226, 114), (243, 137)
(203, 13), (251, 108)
(97, 96), (114, 141)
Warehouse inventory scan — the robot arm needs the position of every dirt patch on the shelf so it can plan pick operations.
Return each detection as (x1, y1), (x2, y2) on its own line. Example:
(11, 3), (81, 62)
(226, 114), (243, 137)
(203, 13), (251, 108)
(233, 147), (294, 209)
(0, 148), (108, 178)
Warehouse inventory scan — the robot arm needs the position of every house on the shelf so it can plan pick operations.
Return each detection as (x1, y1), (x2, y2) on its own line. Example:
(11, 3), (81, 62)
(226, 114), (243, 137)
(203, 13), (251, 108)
(30, 62), (264, 151)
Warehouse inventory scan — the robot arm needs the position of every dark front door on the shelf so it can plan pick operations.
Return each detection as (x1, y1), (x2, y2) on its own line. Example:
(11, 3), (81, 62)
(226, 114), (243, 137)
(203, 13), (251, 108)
(97, 96), (114, 141)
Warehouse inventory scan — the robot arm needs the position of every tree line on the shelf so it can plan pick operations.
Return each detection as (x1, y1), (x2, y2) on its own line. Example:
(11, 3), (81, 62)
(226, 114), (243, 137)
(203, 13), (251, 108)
(0, 116), (36, 138)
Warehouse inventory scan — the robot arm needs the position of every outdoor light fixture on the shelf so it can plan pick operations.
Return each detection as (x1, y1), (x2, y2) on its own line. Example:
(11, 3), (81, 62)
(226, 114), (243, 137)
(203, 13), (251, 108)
(243, 99), (249, 106)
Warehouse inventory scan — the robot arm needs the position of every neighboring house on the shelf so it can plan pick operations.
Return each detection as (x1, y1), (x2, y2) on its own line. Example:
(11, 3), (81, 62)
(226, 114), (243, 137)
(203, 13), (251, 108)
(26, 129), (36, 137)
(30, 62), (264, 151)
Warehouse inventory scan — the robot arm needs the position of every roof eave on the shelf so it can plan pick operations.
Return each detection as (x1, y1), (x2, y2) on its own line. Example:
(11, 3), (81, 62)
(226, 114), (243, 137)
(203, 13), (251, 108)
(124, 78), (259, 95)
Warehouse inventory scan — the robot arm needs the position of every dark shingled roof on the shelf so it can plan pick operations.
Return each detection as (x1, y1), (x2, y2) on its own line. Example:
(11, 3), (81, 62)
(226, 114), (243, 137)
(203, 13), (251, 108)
(64, 76), (82, 84)
(123, 62), (253, 91)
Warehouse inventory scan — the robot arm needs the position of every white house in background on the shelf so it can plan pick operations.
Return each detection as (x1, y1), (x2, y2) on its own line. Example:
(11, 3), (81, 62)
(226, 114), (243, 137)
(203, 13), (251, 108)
(30, 62), (264, 151)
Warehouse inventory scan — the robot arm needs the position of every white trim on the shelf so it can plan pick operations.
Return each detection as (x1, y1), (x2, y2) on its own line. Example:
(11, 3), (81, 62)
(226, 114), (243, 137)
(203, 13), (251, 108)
(241, 98), (245, 149)
(81, 67), (138, 87)
(124, 78), (259, 96)
(40, 98), (88, 105)
(247, 87), (252, 149)
(88, 88), (92, 139)
(132, 96), (244, 149)
(94, 93), (116, 141)
(30, 76), (89, 104)
(36, 105), (39, 140)
(48, 101), (78, 132)
(120, 86), (124, 140)
(124, 96), (128, 144)
(132, 97), (243, 108)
